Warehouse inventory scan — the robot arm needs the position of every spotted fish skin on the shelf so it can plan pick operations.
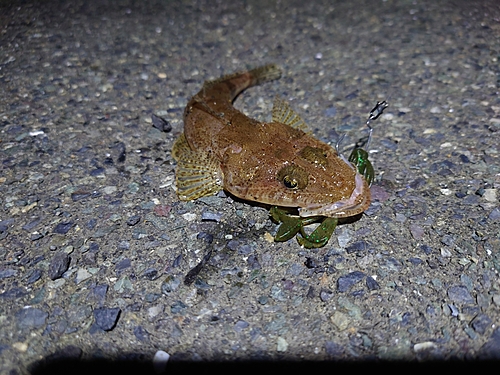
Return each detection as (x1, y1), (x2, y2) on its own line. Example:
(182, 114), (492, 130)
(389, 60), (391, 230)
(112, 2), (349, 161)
(172, 65), (370, 218)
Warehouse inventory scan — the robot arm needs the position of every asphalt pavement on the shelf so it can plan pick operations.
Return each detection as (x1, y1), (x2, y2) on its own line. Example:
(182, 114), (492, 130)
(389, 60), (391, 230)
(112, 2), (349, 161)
(1, 0), (500, 373)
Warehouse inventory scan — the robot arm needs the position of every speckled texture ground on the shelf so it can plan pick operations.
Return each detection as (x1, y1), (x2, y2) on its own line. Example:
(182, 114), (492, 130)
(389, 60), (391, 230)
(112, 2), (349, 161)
(1, 0), (500, 373)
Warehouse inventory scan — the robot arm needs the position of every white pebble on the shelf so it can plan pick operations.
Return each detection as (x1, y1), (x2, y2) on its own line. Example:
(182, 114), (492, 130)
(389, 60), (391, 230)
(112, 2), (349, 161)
(182, 213), (197, 221)
(440, 188), (452, 196)
(483, 188), (497, 202)
(414, 341), (436, 352)
(75, 268), (92, 284)
(103, 186), (117, 195)
(153, 350), (170, 373)
(277, 337), (288, 352)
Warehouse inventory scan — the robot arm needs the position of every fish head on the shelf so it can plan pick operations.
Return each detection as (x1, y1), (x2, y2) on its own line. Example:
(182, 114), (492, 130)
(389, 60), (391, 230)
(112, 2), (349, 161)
(220, 122), (371, 218)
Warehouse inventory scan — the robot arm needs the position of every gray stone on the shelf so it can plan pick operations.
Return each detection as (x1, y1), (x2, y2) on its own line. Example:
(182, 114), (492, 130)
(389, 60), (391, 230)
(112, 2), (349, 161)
(471, 314), (492, 335)
(16, 307), (48, 329)
(345, 241), (369, 254)
(133, 325), (150, 342)
(0, 268), (17, 279)
(126, 215), (141, 226)
(93, 307), (121, 331)
(53, 221), (74, 234)
(48, 252), (70, 280)
(479, 328), (500, 359)
(447, 285), (474, 304)
(366, 276), (380, 290)
(337, 271), (365, 292)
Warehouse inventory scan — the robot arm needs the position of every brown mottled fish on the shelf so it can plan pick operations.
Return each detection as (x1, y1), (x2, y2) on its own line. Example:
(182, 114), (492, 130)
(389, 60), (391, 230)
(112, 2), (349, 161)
(172, 64), (370, 219)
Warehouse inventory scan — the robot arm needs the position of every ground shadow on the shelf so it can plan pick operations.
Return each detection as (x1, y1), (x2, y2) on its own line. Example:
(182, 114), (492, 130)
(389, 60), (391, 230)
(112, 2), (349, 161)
(29, 356), (500, 375)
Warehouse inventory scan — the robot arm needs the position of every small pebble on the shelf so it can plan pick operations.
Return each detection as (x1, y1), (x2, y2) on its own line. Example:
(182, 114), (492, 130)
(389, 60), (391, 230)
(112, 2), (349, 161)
(257, 296), (268, 305)
(153, 350), (170, 373)
(325, 341), (344, 357)
(22, 217), (41, 231)
(330, 311), (350, 330)
(92, 284), (108, 306)
(0, 269), (17, 279)
(277, 337), (288, 352)
(409, 224), (425, 241)
(479, 328), (500, 359)
(447, 285), (474, 304)
(126, 215), (141, 226)
(71, 190), (91, 202)
(115, 258), (131, 272)
(471, 314), (492, 335)
(86, 218), (97, 230)
(304, 257), (318, 269)
(181, 213), (197, 221)
(337, 271), (365, 292)
(102, 186), (117, 195)
(413, 341), (436, 352)
(75, 268), (92, 284)
(162, 276), (181, 294)
(12, 342), (28, 352)
(489, 208), (500, 220)
(26, 269), (42, 284)
(447, 304), (459, 317)
(151, 114), (172, 132)
(440, 234), (455, 246)
(170, 300), (187, 314)
(320, 289), (334, 302)
(91, 224), (118, 238)
(133, 325), (150, 342)
(148, 305), (164, 319)
(48, 252), (70, 280)
(234, 320), (249, 332)
(345, 241), (369, 254)
(30, 232), (44, 241)
(16, 307), (48, 329)
(172, 254), (183, 268)
(114, 275), (133, 292)
(117, 241), (130, 250)
(201, 211), (222, 222)
(324, 106), (337, 117)
(93, 307), (121, 331)
(482, 189), (497, 202)
(89, 167), (105, 176)
(366, 276), (380, 290)
(53, 221), (74, 234)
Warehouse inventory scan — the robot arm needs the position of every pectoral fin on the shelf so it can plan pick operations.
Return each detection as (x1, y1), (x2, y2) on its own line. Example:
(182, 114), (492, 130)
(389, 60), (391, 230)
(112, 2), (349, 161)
(172, 134), (223, 200)
(272, 96), (311, 133)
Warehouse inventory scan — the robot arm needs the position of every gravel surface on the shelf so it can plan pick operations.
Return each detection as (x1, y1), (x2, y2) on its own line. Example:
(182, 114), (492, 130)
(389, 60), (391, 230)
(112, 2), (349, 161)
(1, 0), (500, 373)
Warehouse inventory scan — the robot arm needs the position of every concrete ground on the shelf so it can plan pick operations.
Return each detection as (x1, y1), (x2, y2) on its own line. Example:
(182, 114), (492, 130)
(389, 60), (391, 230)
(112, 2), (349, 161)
(1, 0), (500, 373)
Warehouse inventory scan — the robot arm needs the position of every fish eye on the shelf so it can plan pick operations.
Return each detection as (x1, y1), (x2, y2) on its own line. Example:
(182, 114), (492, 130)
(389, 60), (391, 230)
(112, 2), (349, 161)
(277, 165), (308, 190)
(283, 176), (298, 189)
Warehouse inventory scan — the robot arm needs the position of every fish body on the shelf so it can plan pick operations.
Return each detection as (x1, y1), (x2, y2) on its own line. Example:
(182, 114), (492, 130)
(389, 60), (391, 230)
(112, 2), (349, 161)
(172, 65), (370, 219)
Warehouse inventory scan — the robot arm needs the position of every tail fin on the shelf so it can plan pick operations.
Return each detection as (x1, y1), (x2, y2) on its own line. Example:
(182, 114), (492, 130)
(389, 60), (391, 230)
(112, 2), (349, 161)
(202, 64), (282, 101)
(248, 64), (282, 86)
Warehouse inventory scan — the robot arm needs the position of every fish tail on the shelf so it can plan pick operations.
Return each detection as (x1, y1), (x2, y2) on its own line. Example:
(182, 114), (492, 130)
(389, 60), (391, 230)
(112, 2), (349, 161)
(202, 64), (282, 101)
(247, 64), (282, 87)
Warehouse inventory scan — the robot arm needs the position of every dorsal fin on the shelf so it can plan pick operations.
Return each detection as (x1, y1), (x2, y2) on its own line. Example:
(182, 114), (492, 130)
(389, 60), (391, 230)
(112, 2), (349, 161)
(272, 96), (310, 133)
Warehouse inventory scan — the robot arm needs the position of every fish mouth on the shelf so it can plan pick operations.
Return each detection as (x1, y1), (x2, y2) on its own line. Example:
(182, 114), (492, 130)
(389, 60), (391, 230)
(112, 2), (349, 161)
(298, 173), (370, 218)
